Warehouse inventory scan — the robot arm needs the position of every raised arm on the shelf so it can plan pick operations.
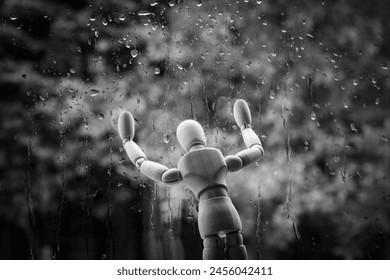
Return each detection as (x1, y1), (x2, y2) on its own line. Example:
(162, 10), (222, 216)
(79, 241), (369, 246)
(118, 111), (182, 184)
(225, 99), (264, 171)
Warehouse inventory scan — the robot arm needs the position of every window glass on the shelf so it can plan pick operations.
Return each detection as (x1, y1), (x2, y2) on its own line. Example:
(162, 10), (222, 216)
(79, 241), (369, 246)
(0, 0), (389, 260)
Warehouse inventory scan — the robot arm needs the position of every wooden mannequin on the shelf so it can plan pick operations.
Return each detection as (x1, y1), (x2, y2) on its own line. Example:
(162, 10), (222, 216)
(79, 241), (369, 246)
(118, 99), (264, 260)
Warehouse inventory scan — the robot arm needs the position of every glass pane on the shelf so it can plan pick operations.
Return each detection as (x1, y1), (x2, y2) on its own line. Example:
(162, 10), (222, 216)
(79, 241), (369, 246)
(1, 0), (389, 260)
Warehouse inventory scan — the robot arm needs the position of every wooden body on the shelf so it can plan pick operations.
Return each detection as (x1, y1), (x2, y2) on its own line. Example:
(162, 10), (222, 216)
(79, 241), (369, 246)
(177, 147), (228, 199)
(177, 147), (242, 238)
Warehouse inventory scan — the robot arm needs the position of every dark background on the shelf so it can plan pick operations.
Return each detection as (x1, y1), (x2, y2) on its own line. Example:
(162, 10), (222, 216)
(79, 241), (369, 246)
(0, 0), (389, 260)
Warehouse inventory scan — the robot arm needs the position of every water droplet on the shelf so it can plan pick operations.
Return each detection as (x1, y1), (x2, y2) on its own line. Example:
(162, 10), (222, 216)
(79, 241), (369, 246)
(10, 13), (17, 20)
(163, 134), (170, 144)
(380, 135), (389, 143)
(303, 140), (309, 151)
(197, 0), (202, 6)
(350, 122), (358, 132)
(102, 18), (108, 26)
(341, 168), (347, 183)
(90, 89), (100, 96)
(302, 19), (306, 25)
(98, 113), (104, 120)
(381, 63), (388, 70)
(256, 0), (262, 4)
(131, 49), (138, 58)
(22, 73), (27, 79)
(119, 158), (126, 164)
(69, 68), (76, 74)
(154, 67), (161, 74)
(375, 97), (380, 105)
(306, 33), (314, 39)
(119, 14), (126, 21)
(269, 89), (275, 99)
(310, 111), (316, 121)
(168, 0), (175, 7)
(176, 63), (183, 70)
(353, 79), (358, 86)
(333, 156), (340, 163)
(138, 11), (154, 16)
(271, 50), (277, 57)
(150, 1), (159, 6)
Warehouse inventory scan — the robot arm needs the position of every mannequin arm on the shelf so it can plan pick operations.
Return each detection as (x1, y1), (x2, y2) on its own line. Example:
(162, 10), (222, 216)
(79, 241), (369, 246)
(226, 99), (264, 171)
(118, 111), (182, 185)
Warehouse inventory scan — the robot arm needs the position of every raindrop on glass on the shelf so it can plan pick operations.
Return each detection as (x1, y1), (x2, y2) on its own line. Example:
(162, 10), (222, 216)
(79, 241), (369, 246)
(163, 134), (170, 144)
(176, 63), (183, 70)
(350, 122), (358, 132)
(197, 0), (202, 6)
(380, 135), (389, 143)
(269, 89), (275, 99)
(131, 49), (139, 58)
(303, 140), (309, 151)
(138, 11), (154, 16)
(352, 79), (358, 86)
(90, 89), (100, 96)
(10, 13), (17, 20)
(310, 111), (316, 121)
(154, 67), (161, 75)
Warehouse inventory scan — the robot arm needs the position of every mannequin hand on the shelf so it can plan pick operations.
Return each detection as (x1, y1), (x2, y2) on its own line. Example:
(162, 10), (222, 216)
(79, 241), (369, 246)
(233, 99), (252, 130)
(118, 111), (135, 143)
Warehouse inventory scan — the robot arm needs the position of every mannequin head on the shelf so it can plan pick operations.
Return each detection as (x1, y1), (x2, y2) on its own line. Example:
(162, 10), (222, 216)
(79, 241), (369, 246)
(176, 120), (206, 152)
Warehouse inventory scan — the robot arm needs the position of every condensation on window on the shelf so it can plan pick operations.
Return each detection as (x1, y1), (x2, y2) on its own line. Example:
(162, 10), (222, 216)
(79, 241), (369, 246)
(0, 0), (389, 260)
